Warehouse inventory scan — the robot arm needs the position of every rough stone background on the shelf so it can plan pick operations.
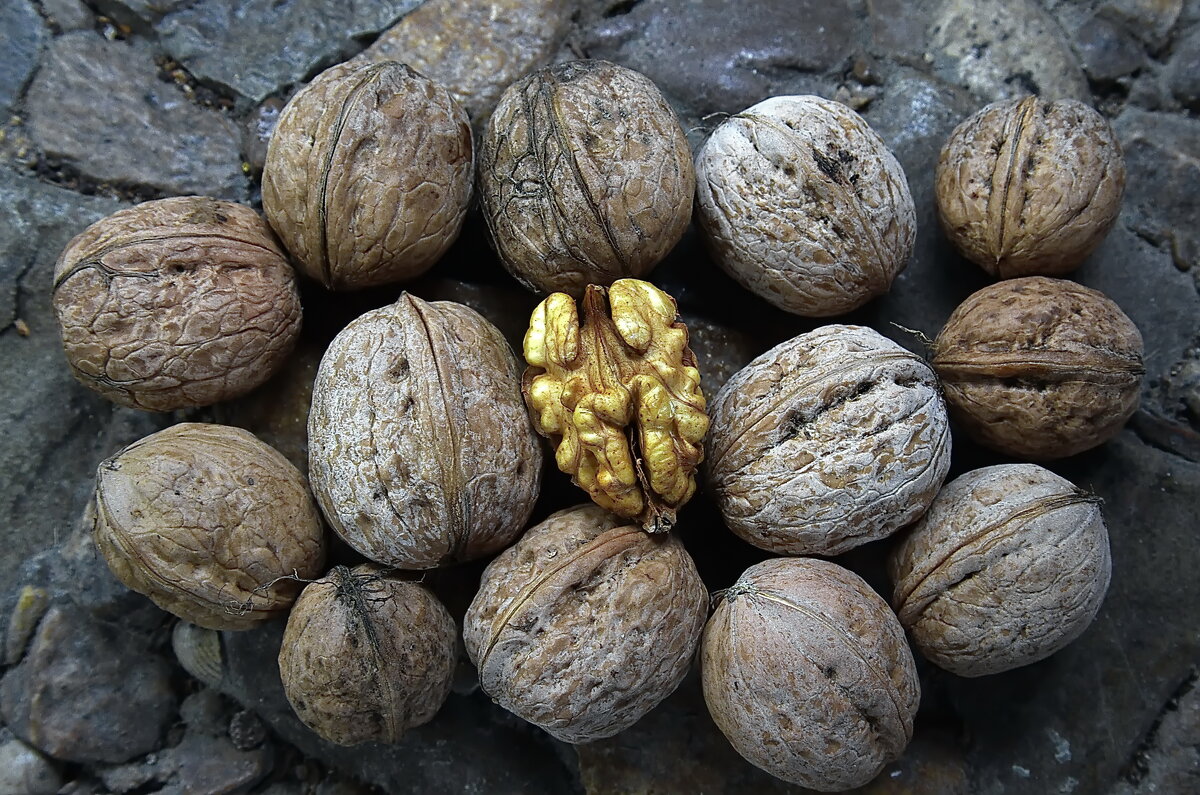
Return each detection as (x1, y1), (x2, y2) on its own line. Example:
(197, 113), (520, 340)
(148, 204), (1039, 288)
(1, 0), (1198, 793)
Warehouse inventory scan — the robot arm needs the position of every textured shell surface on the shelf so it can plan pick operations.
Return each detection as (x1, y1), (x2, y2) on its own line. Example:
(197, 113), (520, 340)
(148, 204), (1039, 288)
(701, 557), (920, 792)
(52, 196), (301, 411)
(695, 95), (916, 317)
(262, 61), (473, 290)
(936, 96), (1125, 277)
(91, 423), (327, 630)
(171, 621), (224, 688)
(462, 504), (708, 744)
(478, 59), (695, 296)
(308, 293), (542, 569)
(888, 464), (1111, 677)
(706, 324), (951, 556)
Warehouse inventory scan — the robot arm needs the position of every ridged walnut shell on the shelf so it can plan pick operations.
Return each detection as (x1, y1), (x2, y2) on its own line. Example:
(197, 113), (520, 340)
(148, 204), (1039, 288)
(478, 59), (694, 296)
(52, 196), (301, 411)
(278, 564), (457, 745)
(91, 423), (326, 630)
(262, 61), (473, 290)
(888, 464), (1111, 677)
(706, 325), (951, 556)
(932, 277), (1143, 459)
(695, 95), (916, 317)
(462, 504), (708, 743)
(308, 294), (542, 569)
(702, 557), (920, 791)
(935, 96), (1125, 277)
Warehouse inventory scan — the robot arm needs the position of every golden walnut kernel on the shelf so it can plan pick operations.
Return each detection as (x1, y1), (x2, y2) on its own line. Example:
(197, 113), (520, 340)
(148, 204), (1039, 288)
(936, 96), (1125, 277)
(523, 279), (708, 533)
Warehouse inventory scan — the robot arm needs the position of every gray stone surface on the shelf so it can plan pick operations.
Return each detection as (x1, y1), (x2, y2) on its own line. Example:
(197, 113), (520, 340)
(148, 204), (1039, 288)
(1072, 13), (1146, 82)
(0, 1), (48, 116)
(38, 0), (95, 32)
(0, 734), (63, 795)
(91, 0), (192, 29)
(1111, 671), (1200, 794)
(1165, 28), (1200, 110)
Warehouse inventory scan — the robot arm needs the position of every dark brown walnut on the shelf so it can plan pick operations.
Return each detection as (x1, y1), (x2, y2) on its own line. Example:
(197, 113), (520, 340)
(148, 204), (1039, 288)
(523, 279), (708, 533)
(90, 423), (326, 630)
(51, 196), (301, 412)
(308, 294), (542, 569)
(702, 557), (920, 791)
(933, 276), (1144, 458)
(706, 325), (951, 556)
(478, 59), (695, 296)
(262, 61), (473, 290)
(278, 564), (457, 746)
(936, 96), (1126, 277)
(463, 504), (708, 744)
(889, 464), (1111, 677)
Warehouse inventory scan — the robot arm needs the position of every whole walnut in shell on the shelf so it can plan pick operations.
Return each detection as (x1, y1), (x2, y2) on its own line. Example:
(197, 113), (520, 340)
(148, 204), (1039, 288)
(52, 196), (301, 411)
(936, 96), (1125, 277)
(262, 61), (473, 290)
(702, 557), (920, 791)
(91, 423), (326, 630)
(279, 564), (456, 745)
(462, 504), (708, 744)
(478, 59), (694, 295)
(695, 95), (915, 316)
(933, 277), (1143, 459)
(706, 325), (951, 556)
(308, 293), (542, 569)
(889, 464), (1111, 677)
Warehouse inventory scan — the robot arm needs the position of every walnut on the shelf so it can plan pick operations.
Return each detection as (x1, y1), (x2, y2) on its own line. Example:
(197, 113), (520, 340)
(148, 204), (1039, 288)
(262, 61), (473, 290)
(51, 196), (301, 412)
(932, 276), (1143, 458)
(278, 564), (457, 745)
(889, 464), (1111, 677)
(309, 294), (542, 569)
(694, 95), (915, 317)
(478, 59), (694, 295)
(706, 325), (951, 556)
(523, 279), (708, 533)
(462, 504), (708, 744)
(936, 96), (1125, 277)
(702, 557), (920, 791)
(90, 423), (326, 630)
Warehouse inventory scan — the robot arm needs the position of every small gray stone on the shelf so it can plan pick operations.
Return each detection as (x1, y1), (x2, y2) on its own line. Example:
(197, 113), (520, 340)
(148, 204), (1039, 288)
(1100, 0), (1183, 50)
(1073, 14), (1146, 82)
(1165, 28), (1200, 110)
(98, 722), (272, 794)
(0, 736), (63, 795)
(39, 0), (95, 31)
(0, 1), (48, 115)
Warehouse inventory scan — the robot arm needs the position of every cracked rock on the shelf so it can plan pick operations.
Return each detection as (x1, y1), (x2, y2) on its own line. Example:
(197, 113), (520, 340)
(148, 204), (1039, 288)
(0, 1), (48, 116)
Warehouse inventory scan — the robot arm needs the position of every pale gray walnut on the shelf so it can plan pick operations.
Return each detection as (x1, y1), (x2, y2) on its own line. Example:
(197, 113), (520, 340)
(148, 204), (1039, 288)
(695, 95), (915, 317)
(262, 61), (473, 290)
(462, 504), (708, 744)
(278, 564), (457, 746)
(889, 464), (1112, 677)
(478, 59), (695, 296)
(308, 294), (542, 569)
(91, 423), (326, 630)
(702, 557), (920, 791)
(706, 325), (951, 556)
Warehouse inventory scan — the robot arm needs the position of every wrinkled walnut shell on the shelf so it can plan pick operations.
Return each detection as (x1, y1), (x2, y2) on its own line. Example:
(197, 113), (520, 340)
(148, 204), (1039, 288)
(91, 423), (326, 630)
(702, 557), (920, 791)
(52, 196), (301, 411)
(463, 504), (708, 744)
(706, 325), (951, 556)
(279, 564), (457, 745)
(936, 96), (1125, 277)
(889, 464), (1111, 677)
(933, 277), (1143, 458)
(263, 61), (473, 290)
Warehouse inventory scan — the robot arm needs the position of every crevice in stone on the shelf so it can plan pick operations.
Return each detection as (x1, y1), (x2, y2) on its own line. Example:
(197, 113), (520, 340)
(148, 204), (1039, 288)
(1121, 666), (1199, 785)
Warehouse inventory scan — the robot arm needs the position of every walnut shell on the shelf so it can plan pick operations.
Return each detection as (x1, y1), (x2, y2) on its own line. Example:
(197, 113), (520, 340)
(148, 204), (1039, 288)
(262, 61), (473, 290)
(695, 95), (915, 317)
(278, 564), (457, 745)
(888, 464), (1111, 677)
(308, 294), (542, 569)
(462, 504), (708, 744)
(932, 276), (1144, 459)
(91, 423), (326, 630)
(706, 325), (951, 556)
(51, 196), (301, 411)
(936, 96), (1125, 277)
(702, 557), (920, 791)
(478, 59), (695, 296)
